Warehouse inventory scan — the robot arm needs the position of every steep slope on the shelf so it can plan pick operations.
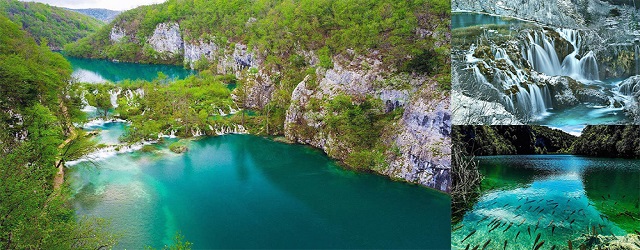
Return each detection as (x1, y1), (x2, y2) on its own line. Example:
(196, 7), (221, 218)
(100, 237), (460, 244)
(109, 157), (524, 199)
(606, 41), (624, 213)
(68, 8), (120, 22)
(67, 0), (452, 191)
(0, 0), (102, 49)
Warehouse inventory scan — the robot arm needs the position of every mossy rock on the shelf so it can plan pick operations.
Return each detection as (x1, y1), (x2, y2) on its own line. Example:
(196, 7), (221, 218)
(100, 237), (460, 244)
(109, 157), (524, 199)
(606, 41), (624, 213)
(140, 145), (158, 153)
(169, 141), (189, 154)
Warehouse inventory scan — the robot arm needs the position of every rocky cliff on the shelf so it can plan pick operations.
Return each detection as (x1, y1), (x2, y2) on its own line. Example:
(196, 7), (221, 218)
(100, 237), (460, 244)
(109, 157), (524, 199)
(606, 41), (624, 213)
(284, 53), (451, 191)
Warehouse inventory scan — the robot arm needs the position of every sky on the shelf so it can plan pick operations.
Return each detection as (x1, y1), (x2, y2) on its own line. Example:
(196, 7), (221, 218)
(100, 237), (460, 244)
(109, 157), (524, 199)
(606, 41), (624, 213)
(548, 125), (585, 137)
(20, 0), (167, 11)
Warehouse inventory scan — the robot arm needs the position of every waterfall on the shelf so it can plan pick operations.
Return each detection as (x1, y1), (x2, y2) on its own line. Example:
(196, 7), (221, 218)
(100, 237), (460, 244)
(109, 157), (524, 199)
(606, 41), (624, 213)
(579, 51), (599, 81)
(511, 84), (552, 119)
(109, 89), (122, 108)
(634, 44), (640, 75)
(523, 29), (600, 81)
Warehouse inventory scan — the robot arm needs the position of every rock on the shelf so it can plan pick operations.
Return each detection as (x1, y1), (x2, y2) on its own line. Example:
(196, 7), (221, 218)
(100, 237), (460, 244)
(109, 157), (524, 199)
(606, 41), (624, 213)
(147, 22), (184, 57)
(184, 39), (218, 68)
(536, 74), (580, 108)
(452, 90), (522, 125)
(169, 141), (188, 153)
(110, 25), (126, 43)
(575, 88), (609, 105)
(284, 54), (451, 192)
(619, 75), (640, 96)
(385, 84), (451, 191)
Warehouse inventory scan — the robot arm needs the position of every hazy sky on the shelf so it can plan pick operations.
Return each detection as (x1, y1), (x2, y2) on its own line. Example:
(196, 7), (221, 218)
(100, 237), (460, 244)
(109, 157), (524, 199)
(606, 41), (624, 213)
(20, 0), (167, 11)
(549, 125), (585, 137)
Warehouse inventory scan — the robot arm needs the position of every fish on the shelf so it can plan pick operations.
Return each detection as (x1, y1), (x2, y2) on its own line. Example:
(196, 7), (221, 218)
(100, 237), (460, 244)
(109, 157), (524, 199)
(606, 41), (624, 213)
(634, 229), (640, 235)
(571, 210), (576, 215)
(518, 197), (523, 201)
(535, 220), (540, 232)
(461, 230), (476, 243)
(547, 220), (554, 227)
(533, 206), (540, 212)
(453, 224), (464, 232)
(476, 216), (489, 225)
(472, 245), (479, 250)
(488, 223), (500, 233)
(552, 210), (556, 215)
(503, 222), (513, 232)
(515, 231), (521, 240)
(481, 239), (491, 250)
(465, 244), (470, 250)
(568, 240), (573, 250)
(518, 218), (526, 226)
(537, 208), (545, 214)
(503, 240), (507, 250)
(553, 204), (559, 209)
(514, 214), (521, 219)
(533, 240), (545, 250)
(552, 224), (556, 235)
(601, 195), (606, 200)
(502, 203), (509, 208)
(551, 245), (556, 250)
(534, 233), (541, 246)
(526, 200), (536, 204)
(528, 226), (531, 237)
(570, 218), (575, 226)
(515, 205), (522, 210)
(608, 194), (611, 198)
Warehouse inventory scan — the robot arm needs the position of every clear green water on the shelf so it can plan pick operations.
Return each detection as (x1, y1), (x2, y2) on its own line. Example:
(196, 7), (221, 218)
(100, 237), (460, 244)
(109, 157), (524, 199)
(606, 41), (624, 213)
(70, 129), (450, 248)
(64, 55), (194, 83)
(451, 155), (640, 249)
(452, 12), (524, 29)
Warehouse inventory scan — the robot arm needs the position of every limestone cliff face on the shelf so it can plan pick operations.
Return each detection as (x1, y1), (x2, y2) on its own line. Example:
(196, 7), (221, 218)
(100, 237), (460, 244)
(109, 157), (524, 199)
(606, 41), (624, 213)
(284, 53), (451, 192)
(147, 22), (184, 58)
(452, 0), (608, 28)
(385, 85), (451, 191)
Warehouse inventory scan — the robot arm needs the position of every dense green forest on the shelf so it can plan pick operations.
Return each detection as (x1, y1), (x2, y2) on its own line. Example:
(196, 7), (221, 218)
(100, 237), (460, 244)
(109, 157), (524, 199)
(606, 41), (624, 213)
(0, 15), (115, 248)
(0, 0), (103, 49)
(572, 125), (640, 158)
(453, 125), (577, 155)
(454, 125), (640, 158)
(65, 0), (450, 74)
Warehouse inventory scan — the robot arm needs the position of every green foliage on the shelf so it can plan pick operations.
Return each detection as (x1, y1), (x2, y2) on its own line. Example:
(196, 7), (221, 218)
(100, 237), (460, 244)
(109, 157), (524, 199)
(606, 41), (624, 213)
(0, 15), (115, 248)
(0, 0), (102, 49)
(103, 73), (238, 141)
(572, 125), (640, 158)
(66, 0), (449, 74)
(453, 125), (577, 156)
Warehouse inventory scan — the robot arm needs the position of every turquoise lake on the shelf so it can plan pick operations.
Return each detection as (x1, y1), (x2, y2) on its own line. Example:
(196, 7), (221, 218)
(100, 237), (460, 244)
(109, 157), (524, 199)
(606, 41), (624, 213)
(69, 131), (451, 249)
(64, 55), (194, 83)
(451, 155), (640, 249)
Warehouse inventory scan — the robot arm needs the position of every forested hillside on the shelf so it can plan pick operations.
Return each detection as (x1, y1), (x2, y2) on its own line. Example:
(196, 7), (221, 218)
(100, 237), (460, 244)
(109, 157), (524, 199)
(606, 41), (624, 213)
(572, 125), (640, 157)
(0, 0), (102, 49)
(68, 8), (120, 22)
(65, 0), (449, 73)
(0, 15), (114, 248)
(453, 126), (577, 155)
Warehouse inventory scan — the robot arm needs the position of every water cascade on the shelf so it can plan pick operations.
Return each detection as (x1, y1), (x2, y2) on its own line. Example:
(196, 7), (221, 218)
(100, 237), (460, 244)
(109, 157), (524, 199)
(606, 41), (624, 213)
(511, 84), (552, 119)
(523, 29), (600, 81)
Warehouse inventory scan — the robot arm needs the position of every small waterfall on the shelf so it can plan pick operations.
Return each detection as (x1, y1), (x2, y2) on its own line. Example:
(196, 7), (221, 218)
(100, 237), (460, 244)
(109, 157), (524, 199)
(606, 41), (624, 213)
(635, 44), (640, 75)
(579, 51), (599, 81)
(109, 89), (122, 108)
(512, 84), (552, 119)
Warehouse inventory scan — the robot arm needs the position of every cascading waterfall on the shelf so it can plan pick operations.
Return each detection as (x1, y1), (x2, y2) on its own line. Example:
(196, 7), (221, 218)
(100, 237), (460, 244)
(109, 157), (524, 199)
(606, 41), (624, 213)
(109, 89), (122, 108)
(523, 29), (600, 81)
(510, 84), (552, 120)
